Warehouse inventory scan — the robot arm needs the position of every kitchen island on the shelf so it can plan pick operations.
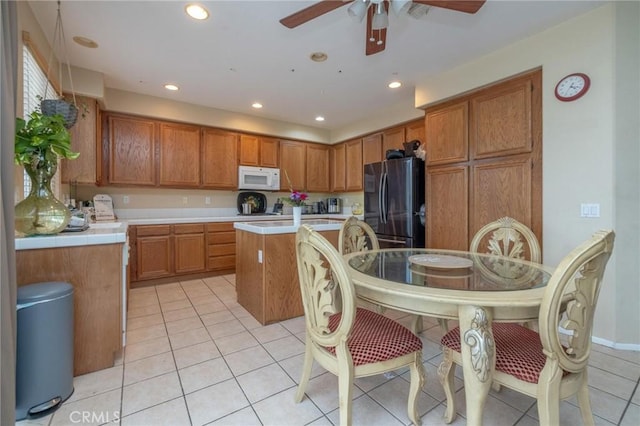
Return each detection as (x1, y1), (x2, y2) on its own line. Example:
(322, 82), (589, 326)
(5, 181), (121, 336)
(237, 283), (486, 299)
(234, 219), (344, 325)
(15, 223), (128, 375)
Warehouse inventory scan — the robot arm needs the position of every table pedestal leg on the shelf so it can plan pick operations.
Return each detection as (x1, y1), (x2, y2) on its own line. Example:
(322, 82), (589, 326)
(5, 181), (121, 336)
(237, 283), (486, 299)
(458, 305), (495, 426)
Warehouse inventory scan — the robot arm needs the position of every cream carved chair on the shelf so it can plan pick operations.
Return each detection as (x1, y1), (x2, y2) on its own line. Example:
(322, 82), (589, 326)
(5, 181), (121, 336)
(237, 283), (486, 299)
(438, 230), (615, 425)
(470, 216), (541, 264)
(338, 216), (379, 255)
(295, 225), (425, 426)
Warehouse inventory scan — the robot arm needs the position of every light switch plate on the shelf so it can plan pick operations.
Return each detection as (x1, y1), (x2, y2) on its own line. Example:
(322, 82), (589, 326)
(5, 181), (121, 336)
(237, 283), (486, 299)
(580, 203), (600, 218)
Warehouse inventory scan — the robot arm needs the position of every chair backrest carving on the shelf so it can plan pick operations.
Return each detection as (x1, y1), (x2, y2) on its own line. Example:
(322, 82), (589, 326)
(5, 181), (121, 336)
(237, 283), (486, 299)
(339, 216), (379, 255)
(470, 216), (541, 263)
(296, 225), (356, 350)
(539, 230), (615, 373)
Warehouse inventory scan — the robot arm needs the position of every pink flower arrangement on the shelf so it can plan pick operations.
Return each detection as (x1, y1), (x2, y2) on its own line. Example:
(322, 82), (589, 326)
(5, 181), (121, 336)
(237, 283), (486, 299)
(286, 190), (308, 207)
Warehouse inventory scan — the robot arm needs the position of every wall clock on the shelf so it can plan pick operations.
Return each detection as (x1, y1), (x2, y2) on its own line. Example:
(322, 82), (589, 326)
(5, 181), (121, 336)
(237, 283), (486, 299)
(555, 73), (591, 101)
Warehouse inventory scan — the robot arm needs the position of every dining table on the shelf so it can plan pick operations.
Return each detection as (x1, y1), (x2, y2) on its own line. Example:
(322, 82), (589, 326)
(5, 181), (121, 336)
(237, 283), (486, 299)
(344, 248), (553, 426)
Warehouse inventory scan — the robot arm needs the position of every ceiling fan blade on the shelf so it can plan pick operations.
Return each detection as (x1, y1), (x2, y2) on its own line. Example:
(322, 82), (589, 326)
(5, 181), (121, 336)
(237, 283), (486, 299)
(280, 0), (353, 28)
(365, 3), (386, 56)
(413, 0), (486, 14)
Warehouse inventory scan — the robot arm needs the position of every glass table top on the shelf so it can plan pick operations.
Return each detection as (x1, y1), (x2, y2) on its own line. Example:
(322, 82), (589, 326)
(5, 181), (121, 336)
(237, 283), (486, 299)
(347, 249), (551, 292)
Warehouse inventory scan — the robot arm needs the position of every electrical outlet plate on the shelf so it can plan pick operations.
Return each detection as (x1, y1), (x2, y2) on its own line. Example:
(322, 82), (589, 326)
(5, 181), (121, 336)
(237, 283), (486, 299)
(205, 196), (211, 205)
(123, 195), (130, 204)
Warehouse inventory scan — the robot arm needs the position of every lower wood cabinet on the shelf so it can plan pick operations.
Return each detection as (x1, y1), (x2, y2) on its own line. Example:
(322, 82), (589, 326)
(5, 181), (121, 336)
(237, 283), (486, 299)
(131, 222), (235, 283)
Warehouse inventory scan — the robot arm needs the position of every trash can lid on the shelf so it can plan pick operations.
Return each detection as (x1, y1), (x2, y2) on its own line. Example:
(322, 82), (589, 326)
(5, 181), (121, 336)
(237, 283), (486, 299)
(17, 282), (73, 304)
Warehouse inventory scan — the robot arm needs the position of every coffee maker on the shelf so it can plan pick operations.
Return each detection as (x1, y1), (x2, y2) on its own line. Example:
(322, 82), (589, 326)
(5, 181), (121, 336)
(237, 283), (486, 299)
(326, 198), (342, 214)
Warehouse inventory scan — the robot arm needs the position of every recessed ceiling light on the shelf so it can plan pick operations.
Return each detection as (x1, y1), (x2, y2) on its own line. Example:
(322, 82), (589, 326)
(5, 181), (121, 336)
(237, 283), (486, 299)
(252, 102), (263, 109)
(185, 4), (209, 20)
(310, 52), (328, 62)
(388, 81), (402, 89)
(315, 116), (325, 122)
(164, 84), (179, 91)
(73, 36), (98, 49)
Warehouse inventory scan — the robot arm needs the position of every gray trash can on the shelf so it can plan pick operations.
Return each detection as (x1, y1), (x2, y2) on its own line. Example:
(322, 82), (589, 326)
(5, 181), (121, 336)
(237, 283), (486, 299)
(16, 282), (74, 420)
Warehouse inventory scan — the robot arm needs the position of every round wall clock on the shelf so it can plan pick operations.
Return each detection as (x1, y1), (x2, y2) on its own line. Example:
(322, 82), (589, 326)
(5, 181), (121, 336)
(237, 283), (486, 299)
(555, 73), (591, 101)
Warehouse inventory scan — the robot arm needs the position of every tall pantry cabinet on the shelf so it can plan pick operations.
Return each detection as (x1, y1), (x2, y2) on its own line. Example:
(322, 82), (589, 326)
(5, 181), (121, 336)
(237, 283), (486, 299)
(425, 69), (542, 250)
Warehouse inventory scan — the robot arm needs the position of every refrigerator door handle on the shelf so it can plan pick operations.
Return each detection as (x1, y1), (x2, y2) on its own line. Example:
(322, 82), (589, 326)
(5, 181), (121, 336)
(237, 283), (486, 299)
(377, 238), (407, 245)
(381, 171), (388, 224)
(377, 166), (384, 223)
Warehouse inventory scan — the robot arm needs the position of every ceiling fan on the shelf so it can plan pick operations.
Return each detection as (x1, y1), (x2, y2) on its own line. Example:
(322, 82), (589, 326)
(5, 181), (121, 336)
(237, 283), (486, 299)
(280, 0), (486, 56)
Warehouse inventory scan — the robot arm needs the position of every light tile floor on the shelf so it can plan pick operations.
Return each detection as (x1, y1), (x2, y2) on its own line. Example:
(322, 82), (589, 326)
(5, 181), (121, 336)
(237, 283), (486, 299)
(17, 274), (640, 426)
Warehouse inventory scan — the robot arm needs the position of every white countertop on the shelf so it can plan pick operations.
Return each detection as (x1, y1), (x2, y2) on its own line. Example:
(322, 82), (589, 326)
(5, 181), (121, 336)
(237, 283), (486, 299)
(126, 213), (354, 225)
(234, 218), (345, 235)
(15, 222), (128, 250)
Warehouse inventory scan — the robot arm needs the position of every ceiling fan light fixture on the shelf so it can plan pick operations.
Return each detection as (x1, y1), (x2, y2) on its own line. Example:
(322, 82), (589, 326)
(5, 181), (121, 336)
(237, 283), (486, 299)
(372, 2), (388, 30)
(391, 0), (412, 16)
(408, 3), (430, 18)
(347, 0), (369, 23)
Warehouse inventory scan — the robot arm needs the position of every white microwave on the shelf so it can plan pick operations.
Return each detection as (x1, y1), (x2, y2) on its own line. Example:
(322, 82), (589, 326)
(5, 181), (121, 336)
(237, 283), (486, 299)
(238, 166), (280, 191)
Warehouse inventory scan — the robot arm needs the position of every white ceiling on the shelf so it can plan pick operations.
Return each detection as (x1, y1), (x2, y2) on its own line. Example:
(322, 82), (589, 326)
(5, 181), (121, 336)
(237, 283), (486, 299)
(27, 0), (604, 131)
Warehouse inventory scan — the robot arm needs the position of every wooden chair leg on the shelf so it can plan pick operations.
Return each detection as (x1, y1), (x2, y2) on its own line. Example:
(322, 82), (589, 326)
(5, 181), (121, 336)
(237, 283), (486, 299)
(576, 376), (595, 426)
(438, 318), (449, 333)
(407, 353), (426, 425)
(337, 359), (354, 426)
(295, 342), (313, 403)
(411, 315), (424, 335)
(438, 347), (457, 424)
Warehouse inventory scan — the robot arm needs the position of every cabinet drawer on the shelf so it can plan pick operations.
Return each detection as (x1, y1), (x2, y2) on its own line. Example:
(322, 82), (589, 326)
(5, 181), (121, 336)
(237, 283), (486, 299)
(208, 231), (236, 244)
(207, 222), (235, 232)
(208, 255), (235, 271)
(208, 243), (235, 257)
(136, 225), (171, 237)
(174, 223), (205, 234)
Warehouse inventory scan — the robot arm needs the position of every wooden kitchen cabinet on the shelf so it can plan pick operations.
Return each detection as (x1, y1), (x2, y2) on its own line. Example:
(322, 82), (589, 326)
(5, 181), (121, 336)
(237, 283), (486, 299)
(174, 223), (206, 274)
(207, 222), (236, 272)
(426, 101), (469, 166)
(306, 143), (330, 192)
(382, 126), (405, 154)
(239, 135), (279, 167)
(105, 113), (157, 186)
(61, 95), (99, 184)
(134, 225), (173, 280)
(405, 119), (425, 146)
(202, 129), (239, 189)
(362, 133), (382, 166)
(330, 142), (346, 192)
(345, 138), (363, 191)
(426, 165), (469, 250)
(279, 140), (306, 190)
(159, 122), (201, 187)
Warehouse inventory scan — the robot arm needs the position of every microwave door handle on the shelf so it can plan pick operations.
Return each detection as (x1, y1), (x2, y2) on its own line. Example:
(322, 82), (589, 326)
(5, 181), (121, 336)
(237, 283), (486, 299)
(266, 173), (271, 186)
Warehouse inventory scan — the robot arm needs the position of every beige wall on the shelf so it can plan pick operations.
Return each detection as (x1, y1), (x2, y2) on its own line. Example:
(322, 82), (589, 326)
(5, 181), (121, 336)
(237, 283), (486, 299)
(414, 3), (639, 347)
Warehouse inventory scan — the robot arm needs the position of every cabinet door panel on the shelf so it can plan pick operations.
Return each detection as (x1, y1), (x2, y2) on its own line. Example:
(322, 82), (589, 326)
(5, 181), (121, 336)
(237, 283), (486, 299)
(405, 119), (425, 146)
(426, 102), (468, 165)
(108, 115), (156, 185)
(382, 126), (405, 154)
(239, 135), (259, 166)
(306, 144), (330, 192)
(62, 95), (97, 184)
(137, 236), (172, 280)
(470, 157), (532, 237)
(345, 139), (363, 191)
(202, 129), (238, 188)
(175, 234), (206, 274)
(159, 123), (201, 187)
(471, 78), (532, 159)
(362, 133), (382, 165)
(330, 143), (346, 192)
(426, 165), (469, 250)
(280, 140), (306, 190)
(260, 137), (279, 167)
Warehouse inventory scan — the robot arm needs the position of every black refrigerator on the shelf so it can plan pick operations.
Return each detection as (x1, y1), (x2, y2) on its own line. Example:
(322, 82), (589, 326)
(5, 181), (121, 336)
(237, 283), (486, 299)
(364, 157), (425, 248)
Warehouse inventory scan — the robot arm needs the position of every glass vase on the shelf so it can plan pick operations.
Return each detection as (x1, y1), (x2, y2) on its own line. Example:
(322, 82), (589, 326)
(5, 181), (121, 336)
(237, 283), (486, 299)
(15, 160), (70, 236)
(292, 206), (302, 226)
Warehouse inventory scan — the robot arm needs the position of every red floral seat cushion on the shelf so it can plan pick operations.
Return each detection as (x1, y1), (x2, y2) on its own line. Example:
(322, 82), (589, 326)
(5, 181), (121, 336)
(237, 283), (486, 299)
(326, 308), (422, 366)
(441, 323), (567, 384)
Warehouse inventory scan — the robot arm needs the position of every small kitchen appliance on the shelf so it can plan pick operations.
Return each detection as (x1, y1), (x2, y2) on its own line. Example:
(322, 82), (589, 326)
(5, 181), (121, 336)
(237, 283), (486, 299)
(238, 166), (280, 191)
(326, 198), (342, 214)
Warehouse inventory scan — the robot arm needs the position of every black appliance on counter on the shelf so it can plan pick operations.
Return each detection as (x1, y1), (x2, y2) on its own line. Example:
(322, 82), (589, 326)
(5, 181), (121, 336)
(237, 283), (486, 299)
(237, 192), (267, 214)
(364, 157), (425, 248)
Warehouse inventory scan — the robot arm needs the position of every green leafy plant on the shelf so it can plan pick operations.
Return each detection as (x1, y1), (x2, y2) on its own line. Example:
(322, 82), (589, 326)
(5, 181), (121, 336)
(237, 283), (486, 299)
(15, 110), (80, 168)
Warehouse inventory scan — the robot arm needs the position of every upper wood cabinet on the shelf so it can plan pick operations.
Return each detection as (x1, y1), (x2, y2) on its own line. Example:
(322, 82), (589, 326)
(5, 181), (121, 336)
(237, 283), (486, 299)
(158, 123), (201, 187)
(405, 119), (425, 147)
(330, 143), (346, 192)
(306, 143), (330, 192)
(470, 78), (533, 159)
(61, 95), (99, 184)
(345, 139), (363, 191)
(280, 140), (306, 190)
(382, 126), (405, 154)
(202, 129), (238, 189)
(426, 101), (469, 166)
(239, 135), (279, 167)
(105, 113), (156, 186)
(362, 133), (382, 166)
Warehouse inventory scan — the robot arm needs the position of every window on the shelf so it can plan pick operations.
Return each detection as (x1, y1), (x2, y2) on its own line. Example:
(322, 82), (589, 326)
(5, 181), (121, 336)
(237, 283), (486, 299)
(22, 44), (58, 198)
